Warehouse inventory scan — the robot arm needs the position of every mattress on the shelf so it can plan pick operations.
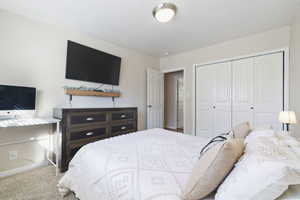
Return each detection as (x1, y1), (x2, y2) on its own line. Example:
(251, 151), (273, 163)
(58, 128), (209, 200)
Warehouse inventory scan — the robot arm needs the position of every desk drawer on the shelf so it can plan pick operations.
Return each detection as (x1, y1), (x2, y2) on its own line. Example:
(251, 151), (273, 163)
(70, 127), (109, 141)
(69, 112), (108, 126)
(111, 111), (135, 121)
(111, 122), (135, 136)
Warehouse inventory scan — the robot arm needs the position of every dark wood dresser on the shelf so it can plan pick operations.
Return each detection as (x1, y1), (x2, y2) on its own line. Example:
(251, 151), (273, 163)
(53, 107), (137, 172)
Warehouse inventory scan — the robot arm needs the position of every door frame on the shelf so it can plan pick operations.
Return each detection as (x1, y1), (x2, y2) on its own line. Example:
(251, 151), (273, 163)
(192, 48), (290, 136)
(162, 67), (186, 134)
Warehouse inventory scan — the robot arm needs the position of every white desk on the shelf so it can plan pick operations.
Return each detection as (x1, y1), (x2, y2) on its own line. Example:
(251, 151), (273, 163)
(0, 118), (61, 175)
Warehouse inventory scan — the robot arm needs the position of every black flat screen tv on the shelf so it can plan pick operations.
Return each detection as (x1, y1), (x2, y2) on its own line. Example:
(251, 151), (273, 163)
(66, 41), (121, 85)
(0, 85), (36, 111)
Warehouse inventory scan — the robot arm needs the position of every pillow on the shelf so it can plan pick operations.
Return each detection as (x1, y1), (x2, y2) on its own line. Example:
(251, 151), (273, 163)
(277, 184), (300, 200)
(182, 139), (244, 200)
(245, 129), (276, 144)
(232, 122), (251, 138)
(200, 132), (234, 155)
(215, 136), (300, 200)
(275, 132), (300, 148)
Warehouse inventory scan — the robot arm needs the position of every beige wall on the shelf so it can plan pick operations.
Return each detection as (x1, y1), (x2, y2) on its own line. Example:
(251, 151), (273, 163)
(290, 13), (300, 137)
(160, 26), (290, 135)
(0, 10), (159, 173)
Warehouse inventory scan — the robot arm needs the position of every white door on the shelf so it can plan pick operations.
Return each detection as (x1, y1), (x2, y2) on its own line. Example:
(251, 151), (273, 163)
(147, 68), (164, 129)
(253, 53), (283, 131)
(232, 58), (254, 127)
(214, 62), (232, 136)
(195, 62), (232, 137)
(195, 66), (215, 137)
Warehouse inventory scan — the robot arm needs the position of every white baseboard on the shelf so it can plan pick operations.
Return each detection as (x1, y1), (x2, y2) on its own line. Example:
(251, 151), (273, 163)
(0, 160), (49, 178)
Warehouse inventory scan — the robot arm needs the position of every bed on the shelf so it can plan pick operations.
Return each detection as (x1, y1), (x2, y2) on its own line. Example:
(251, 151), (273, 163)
(58, 128), (300, 200)
(58, 128), (214, 200)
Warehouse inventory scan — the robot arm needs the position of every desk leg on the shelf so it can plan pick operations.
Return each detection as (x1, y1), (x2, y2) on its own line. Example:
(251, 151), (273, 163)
(55, 122), (60, 176)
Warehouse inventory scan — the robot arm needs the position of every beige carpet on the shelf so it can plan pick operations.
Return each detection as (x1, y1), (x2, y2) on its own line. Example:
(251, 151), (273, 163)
(0, 166), (77, 200)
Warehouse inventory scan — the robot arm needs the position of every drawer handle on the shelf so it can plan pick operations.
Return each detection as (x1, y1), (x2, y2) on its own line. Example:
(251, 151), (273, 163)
(121, 114), (126, 118)
(86, 132), (94, 136)
(86, 117), (94, 121)
(121, 126), (127, 130)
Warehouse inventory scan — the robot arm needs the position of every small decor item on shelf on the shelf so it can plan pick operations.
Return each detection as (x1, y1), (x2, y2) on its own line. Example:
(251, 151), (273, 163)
(279, 111), (297, 131)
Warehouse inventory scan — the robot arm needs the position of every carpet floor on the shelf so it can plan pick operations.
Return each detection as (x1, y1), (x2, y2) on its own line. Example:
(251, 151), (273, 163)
(0, 166), (77, 200)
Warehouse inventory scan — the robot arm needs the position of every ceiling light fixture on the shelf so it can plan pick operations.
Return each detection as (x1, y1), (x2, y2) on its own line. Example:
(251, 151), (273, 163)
(152, 3), (177, 23)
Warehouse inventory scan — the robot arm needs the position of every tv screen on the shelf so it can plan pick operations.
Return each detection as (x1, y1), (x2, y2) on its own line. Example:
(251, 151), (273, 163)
(0, 85), (36, 110)
(66, 41), (121, 85)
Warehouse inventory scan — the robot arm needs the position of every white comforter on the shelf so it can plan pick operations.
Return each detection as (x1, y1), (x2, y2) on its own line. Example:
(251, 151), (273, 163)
(58, 128), (209, 200)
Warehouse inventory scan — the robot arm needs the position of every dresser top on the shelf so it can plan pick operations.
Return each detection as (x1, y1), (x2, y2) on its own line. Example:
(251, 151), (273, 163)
(54, 107), (137, 111)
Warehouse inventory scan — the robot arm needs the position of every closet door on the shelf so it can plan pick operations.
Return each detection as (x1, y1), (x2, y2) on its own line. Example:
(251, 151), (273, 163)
(214, 62), (232, 135)
(195, 62), (231, 137)
(195, 66), (215, 137)
(253, 53), (283, 131)
(232, 58), (254, 127)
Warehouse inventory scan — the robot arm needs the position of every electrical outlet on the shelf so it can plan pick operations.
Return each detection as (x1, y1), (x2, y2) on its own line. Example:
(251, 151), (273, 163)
(8, 151), (18, 161)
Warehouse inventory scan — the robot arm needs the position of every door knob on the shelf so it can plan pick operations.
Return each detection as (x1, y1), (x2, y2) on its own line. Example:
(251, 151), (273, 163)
(213, 106), (216, 109)
(148, 105), (152, 108)
(250, 107), (254, 110)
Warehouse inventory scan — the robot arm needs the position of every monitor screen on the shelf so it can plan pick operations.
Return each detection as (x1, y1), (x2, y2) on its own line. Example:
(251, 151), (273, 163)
(0, 85), (36, 110)
(66, 41), (121, 85)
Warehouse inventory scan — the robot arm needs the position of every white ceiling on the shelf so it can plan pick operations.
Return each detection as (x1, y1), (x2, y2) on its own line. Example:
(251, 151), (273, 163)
(0, 0), (299, 57)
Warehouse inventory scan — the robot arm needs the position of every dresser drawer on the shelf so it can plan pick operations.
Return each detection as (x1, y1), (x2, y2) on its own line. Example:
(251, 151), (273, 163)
(111, 122), (135, 136)
(69, 126), (109, 141)
(69, 112), (108, 126)
(70, 146), (82, 158)
(111, 111), (135, 121)
(68, 142), (89, 160)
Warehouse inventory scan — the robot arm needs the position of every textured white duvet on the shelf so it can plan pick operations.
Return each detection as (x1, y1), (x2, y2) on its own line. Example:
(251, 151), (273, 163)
(58, 128), (210, 200)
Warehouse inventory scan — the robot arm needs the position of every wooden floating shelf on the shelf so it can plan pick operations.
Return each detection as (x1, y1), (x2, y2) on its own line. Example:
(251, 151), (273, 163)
(65, 89), (121, 97)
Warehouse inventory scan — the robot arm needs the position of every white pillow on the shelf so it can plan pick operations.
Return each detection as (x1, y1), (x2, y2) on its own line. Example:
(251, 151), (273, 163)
(277, 184), (300, 200)
(276, 132), (300, 148)
(215, 136), (300, 200)
(245, 129), (276, 144)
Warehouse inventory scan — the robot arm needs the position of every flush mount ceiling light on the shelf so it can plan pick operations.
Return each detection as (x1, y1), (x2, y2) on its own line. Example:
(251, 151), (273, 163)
(152, 3), (177, 23)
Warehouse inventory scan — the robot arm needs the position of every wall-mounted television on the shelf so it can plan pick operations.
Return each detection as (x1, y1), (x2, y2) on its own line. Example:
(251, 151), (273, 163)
(66, 41), (121, 85)
(0, 85), (36, 114)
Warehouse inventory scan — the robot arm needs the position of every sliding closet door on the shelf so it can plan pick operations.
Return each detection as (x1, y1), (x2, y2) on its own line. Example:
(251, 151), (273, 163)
(195, 51), (284, 137)
(195, 62), (231, 137)
(253, 53), (283, 130)
(232, 58), (254, 127)
(195, 66), (215, 137)
(214, 62), (232, 135)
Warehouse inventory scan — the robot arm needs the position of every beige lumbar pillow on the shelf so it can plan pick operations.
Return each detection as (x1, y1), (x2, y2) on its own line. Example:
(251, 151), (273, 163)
(232, 122), (251, 138)
(182, 139), (245, 200)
